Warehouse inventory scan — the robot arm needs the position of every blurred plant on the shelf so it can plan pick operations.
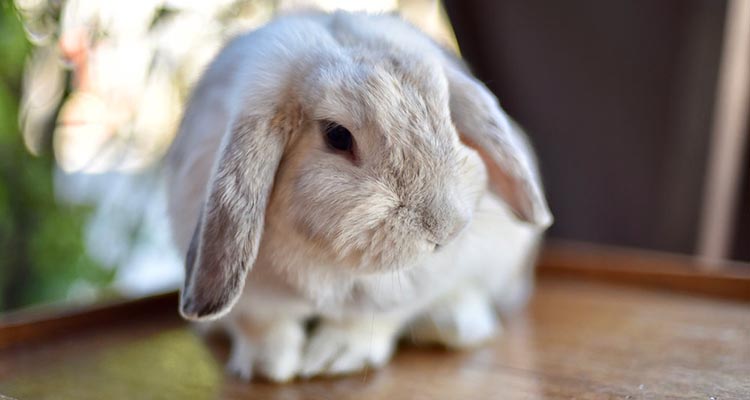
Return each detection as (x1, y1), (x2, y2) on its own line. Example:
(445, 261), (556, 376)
(0, 1), (113, 311)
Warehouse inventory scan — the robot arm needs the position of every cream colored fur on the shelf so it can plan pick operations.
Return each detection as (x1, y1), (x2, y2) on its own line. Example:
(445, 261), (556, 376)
(166, 11), (551, 381)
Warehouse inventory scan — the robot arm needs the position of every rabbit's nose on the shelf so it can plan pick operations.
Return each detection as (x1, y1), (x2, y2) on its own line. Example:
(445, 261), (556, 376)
(422, 206), (470, 246)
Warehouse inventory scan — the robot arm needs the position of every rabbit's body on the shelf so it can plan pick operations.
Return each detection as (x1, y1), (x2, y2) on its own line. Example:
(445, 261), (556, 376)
(167, 11), (550, 381)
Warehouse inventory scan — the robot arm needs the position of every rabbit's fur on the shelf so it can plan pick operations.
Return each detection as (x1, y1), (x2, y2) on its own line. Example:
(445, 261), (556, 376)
(166, 11), (552, 381)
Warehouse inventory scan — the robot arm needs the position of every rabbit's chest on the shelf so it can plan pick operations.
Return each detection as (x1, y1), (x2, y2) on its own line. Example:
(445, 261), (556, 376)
(281, 252), (471, 318)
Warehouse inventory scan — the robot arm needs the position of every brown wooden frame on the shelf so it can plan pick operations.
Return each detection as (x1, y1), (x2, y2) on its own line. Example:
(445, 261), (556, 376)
(540, 240), (750, 301)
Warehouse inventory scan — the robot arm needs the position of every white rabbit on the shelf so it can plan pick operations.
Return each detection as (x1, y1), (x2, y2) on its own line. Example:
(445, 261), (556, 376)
(165, 10), (552, 382)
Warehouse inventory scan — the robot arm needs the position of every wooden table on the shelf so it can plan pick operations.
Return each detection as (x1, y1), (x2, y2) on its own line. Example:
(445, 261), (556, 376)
(1, 275), (748, 399)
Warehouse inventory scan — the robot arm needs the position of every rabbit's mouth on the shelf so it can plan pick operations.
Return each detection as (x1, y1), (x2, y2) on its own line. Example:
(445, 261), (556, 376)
(288, 216), (437, 274)
(340, 222), (444, 274)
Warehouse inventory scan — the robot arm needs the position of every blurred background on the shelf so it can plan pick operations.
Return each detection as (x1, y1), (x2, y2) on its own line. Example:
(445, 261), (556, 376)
(0, 0), (747, 313)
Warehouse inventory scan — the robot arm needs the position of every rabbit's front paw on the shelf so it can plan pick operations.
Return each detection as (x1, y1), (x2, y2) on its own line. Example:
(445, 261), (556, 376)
(409, 288), (499, 349)
(300, 317), (399, 378)
(226, 318), (304, 382)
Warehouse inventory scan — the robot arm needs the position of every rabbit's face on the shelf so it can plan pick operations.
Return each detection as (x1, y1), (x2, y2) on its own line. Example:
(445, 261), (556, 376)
(269, 53), (487, 273)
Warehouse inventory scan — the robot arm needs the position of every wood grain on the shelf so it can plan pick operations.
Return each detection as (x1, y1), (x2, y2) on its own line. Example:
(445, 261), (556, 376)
(1, 278), (748, 399)
(539, 241), (750, 301)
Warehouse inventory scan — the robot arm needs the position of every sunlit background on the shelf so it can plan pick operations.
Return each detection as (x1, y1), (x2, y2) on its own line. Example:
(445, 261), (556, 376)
(0, 0), (456, 311)
(2, 0), (748, 313)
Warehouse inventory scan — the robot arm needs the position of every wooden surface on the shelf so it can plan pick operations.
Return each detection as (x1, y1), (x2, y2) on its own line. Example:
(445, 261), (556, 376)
(1, 278), (748, 400)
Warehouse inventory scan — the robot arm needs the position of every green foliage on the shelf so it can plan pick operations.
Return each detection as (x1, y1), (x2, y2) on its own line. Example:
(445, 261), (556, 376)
(0, 2), (112, 311)
(0, 1), (29, 86)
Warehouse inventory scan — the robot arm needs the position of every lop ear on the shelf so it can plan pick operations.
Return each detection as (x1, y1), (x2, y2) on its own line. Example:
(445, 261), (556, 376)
(180, 114), (287, 321)
(445, 65), (552, 228)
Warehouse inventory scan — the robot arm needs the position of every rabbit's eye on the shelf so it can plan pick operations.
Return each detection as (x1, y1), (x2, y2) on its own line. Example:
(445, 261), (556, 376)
(323, 122), (354, 152)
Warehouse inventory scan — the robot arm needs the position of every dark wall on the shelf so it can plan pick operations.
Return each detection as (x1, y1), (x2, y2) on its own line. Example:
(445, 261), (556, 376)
(733, 150), (750, 260)
(445, 0), (727, 255)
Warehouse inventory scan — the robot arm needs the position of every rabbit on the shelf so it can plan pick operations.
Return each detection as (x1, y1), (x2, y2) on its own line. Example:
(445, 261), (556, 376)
(165, 10), (552, 382)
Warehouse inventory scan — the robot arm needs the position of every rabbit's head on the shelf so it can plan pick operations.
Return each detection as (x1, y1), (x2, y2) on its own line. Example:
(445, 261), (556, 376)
(179, 19), (551, 321)
(278, 51), (486, 269)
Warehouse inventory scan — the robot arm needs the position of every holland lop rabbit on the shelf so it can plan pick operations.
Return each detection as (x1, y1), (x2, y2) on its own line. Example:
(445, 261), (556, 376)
(166, 11), (552, 382)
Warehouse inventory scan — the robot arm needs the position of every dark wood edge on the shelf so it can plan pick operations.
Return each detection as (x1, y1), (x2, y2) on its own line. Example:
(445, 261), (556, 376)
(0, 291), (180, 349)
(538, 240), (750, 301)
(2, 241), (749, 349)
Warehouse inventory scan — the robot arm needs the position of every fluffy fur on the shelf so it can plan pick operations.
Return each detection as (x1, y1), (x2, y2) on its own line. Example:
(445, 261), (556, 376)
(166, 11), (552, 381)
